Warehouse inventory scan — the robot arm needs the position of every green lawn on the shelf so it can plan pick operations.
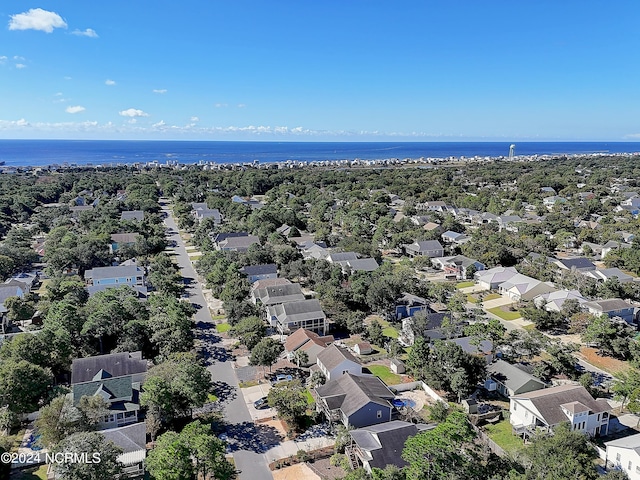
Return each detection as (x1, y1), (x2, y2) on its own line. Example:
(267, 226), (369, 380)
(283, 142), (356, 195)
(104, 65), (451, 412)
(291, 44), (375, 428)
(383, 326), (399, 338)
(304, 389), (315, 405)
(11, 465), (48, 480)
(483, 420), (525, 454)
(456, 281), (475, 289)
(368, 365), (402, 385)
(484, 293), (501, 301)
(487, 306), (522, 321)
(216, 323), (231, 333)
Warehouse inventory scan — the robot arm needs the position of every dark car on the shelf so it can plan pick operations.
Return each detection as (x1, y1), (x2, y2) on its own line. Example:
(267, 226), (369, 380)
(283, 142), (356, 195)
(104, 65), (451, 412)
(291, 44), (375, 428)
(254, 397), (270, 410)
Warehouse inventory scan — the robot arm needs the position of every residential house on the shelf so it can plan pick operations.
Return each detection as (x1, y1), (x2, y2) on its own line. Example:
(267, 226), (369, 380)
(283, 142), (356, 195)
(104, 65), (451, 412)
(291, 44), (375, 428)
(317, 344), (362, 381)
(284, 328), (334, 367)
(543, 196), (567, 209)
(552, 257), (597, 272)
(315, 373), (395, 428)
(475, 266), (519, 290)
(415, 201), (448, 212)
(602, 241), (632, 260)
(211, 232), (249, 246)
(582, 268), (635, 284)
(399, 312), (454, 346)
(441, 231), (470, 245)
(240, 263), (278, 283)
(120, 210), (144, 222)
(450, 337), (494, 364)
(605, 433), (640, 480)
(579, 242), (604, 257)
(497, 215), (523, 232)
(231, 195), (265, 210)
(276, 224), (293, 237)
(485, 360), (546, 397)
(71, 351), (148, 385)
(327, 252), (359, 263)
(109, 233), (139, 254)
(252, 283), (306, 306)
(348, 421), (432, 473)
(510, 384), (610, 438)
(498, 273), (556, 302)
(338, 258), (380, 274)
(0, 283), (26, 333)
(534, 289), (587, 312)
(84, 265), (147, 298)
(582, 298), (636, 324)
(72, 375), (140, 429)
(217, 235), (260, 252)
(191, 202), (222, 224)
(266, 299), (327, 335)
(302, 243), (331, 260)
(404, 240), (444, 259)
(395, 293), (429, 320)
(101, 422), (146, 478)
(432, 255), (485, 280)
(250, 277), (292, 291)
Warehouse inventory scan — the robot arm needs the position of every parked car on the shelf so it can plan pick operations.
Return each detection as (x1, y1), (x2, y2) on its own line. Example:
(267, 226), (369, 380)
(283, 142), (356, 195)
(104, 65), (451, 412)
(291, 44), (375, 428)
(254, 397), (270, 409)
(272, 374), (293, 385)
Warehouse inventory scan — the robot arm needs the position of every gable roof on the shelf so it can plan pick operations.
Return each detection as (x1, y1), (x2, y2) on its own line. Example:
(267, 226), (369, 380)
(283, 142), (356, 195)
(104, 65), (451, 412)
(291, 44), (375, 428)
(555, 257), (596, 270)
(110, 233), (139, 244)
(512, 384), (609, 426)
(583, 298), (632, 313)
(487, 360), (545, 393)
(406, 240), (443, 252)
(120, 210), (144, 221)
(84, 265), (144, 281)
(317, 344), (360, 371)
(219, 235), (259, 249)
(327, 252), (359, 263)
(350, 420), (419, 469)
(343, 258), (379, 272)
(71, 351), (147, 384)
(101, 422), (146, 455)
(606, 432), (640, 455)
(316, 373), (395, 417)
(251, 278), (292, 290)
(254, 283), (305, 305)
(475, 266), (519, 285)
(284, 328), (333, 352)
(72, 375), (133, 405)
(240, 263), (277, 276)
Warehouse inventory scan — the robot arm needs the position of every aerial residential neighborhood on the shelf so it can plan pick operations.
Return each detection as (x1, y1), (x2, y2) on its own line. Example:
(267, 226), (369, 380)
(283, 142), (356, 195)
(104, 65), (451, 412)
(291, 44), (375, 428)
(3, 154), (640, 480)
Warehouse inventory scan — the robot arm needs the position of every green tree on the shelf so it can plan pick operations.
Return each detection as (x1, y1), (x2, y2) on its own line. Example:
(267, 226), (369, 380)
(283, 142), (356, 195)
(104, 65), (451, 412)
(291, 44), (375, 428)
(146, 430), (193, 480)
(0, 359), (52, 414)
(230, 316), (266, 351)
(51, 431), (124, 480)
(367, 319), (385, 347)
(250, 337), (284, 373)
(267, 379), (308, 431)
(292, 349), (309, 367)
(521, 423), (599, 480)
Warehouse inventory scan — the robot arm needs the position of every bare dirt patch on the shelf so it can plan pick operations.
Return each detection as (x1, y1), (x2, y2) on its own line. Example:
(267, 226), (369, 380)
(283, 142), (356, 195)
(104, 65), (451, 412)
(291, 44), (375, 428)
(577, 347), (631, 375)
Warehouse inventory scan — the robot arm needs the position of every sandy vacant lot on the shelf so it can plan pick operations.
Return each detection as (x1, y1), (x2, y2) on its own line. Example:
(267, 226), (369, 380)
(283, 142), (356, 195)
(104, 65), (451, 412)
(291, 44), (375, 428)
(272, 463), (320, 480)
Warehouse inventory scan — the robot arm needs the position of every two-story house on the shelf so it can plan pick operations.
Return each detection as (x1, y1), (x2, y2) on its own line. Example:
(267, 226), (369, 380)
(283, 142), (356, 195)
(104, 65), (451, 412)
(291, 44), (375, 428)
(510, 384), (610, 438)
(404, 240), (444, 259)
(316, 344), (362, 381)
(582, 298), (636, 325)
(266, 298), (327, 335)
(240, 264), (278, 283)
(84, 265), (147, 298)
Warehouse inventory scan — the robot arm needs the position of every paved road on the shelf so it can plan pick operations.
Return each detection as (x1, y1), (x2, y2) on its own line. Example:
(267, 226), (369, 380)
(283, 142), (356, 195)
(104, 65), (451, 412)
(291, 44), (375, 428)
(161, 200), (273, 480)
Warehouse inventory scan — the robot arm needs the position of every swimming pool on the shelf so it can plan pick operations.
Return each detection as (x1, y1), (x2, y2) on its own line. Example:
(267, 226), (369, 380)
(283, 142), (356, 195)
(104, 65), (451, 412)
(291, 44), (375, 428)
(392, 398), (416, 409)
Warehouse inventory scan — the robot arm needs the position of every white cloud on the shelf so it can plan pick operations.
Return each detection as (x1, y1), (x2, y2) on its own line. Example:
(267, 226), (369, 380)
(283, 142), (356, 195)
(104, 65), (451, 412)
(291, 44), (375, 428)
(214, 103), (228, 108)
(13, 56), (25, 61)
(0, 56), (7, 64)
(15, 63), (26, 69)
(71, 28), (98, 38)
(152, 120), (166, 128)
(152, 89), (167, 94)
(237, 103), (247, 108)
(190, 116), (199, 122)
(119, 108), (149, 118)
(105, 79), (116, 86)
(8, 8), (67, 33)
(64, 76), (72, 80)
(54, 92), (63, 96)
(65, 105), (85, 114)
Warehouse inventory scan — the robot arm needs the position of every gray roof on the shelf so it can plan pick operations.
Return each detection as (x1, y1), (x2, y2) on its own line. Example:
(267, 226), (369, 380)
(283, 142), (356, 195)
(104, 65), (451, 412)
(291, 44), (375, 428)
(120, 210), (144, 221)
(101, 422), (146, 454)
(450, 337), (493, 356)
(556, 257), (596, 270)
(406, 240), (443, 253)
(240, 264), (277, 276)
(513, 384), (609, 426)
(87, 284), (148, 298)
(0, 284), (25, 305)
(350, 420), (418, 470)
(317, 344), (360, 371)
(251, 278), (292, 290)
(212, 232), (249, 243)
(606, 432), (640, 454)
(328, 252), (359, 262)
(268, 299), (326, 324)
(487, 360), (545, 393)
(583, 298), (632, 313)
(344, 258), (379, 272)
(71, 351), (147, 384)
(219, 235), (260, 249)
(254, 283), (305, 305)
(110, 233), (139, 244)
(84, 265), (144, 281)
(316, 373), (395, 417)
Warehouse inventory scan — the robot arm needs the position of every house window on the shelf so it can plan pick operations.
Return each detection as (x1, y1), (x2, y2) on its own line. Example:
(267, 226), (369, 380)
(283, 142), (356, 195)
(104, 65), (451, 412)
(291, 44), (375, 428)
(525, 411), (528, 419)
(513, 403), (517, 411)
(376, 410), (383, 419)
(617, 453), (621, 462)
(635, 465), (640, 474)
(629, 461), (632, 470)
(597, 414), (600, 421)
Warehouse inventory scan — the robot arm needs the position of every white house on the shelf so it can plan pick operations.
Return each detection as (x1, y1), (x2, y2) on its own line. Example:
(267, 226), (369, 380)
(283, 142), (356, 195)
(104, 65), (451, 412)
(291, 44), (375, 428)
(475, 266), (519, 290)
(606, 433), (640, 480)
(317, 344), (362, 381)
(533, 289), (587, 312)
(498, 273), (556, 302)
(510, 384), (610, 438)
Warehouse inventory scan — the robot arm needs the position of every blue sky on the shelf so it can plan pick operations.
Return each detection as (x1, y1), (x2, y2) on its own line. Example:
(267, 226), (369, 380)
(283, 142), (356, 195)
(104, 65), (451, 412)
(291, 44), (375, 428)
(1, 1), (640, 141)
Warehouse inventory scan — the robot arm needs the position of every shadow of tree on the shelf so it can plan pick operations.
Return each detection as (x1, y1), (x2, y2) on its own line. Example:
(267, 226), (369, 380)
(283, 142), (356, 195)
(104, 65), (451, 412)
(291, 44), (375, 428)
(224, 421), (284, 453)
(211, 380), (237, 403)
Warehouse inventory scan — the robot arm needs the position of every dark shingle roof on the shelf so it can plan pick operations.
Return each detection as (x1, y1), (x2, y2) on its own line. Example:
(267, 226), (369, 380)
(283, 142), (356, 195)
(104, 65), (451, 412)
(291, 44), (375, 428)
(72, 376), (133, 405)
(101, 422), (146, 454)
(84, 265), (144, 281)
(240, 264), (278, 276)
(120, 210), (144, 221)
(350, 421), (418, 470)
(557, 257), (596, 270)
(316, 373), (395, 417)
(487, 360), (545, 393)
(71, 351), (147, 384)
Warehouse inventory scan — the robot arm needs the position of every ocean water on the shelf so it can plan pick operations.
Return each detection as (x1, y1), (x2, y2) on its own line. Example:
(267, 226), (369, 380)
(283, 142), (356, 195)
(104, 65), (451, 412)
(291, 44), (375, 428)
(0, 140), (639, 167)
